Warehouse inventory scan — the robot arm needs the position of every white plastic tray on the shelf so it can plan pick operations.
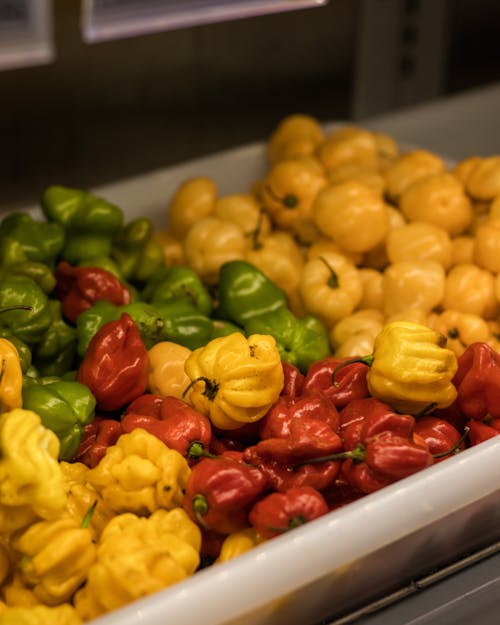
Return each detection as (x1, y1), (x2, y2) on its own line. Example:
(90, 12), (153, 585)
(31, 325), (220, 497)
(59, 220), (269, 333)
(19, 138), (500, 625)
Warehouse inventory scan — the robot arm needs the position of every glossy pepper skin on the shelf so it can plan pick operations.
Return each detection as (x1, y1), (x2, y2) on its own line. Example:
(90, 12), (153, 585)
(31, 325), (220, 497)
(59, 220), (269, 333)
(0, 212), (65, 267)
(183, 454), (268, 534)
(184, 332), (284, 430)
(142, 265), (212, 316)
(75, 300), (164, 357)
(111, 217), (165, 284)
(0, 338), (23, 414)
(54, 261), (131, 324)
(155, 298), (214, 351)
(249, 486), (329, 539)
(452, 342), (500, 420)
(121, 395), (212, 464)
(41, 185), (124, 264)
(413, 416), (465, 462)
(0, 409), (67, 535)
(348, 321), (459, 414)
(215, 260), (288, 327)
(0, 330), (31, 373)
(74, 417), (123, 468)
(0, 276), (52, 345)
(31, 300), (77, 378)
(73, 508), (201, 621)
(0, 260), (56, 295)
(22, 380), (96, 462)
(244, 307), (331, 374)
(77, 313), (149, 412)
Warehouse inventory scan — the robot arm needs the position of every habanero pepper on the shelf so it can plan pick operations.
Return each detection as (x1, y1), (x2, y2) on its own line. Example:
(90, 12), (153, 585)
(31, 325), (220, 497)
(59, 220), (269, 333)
(467, 418), (500, 446)
(452, 341), (500, 420)
(182, 454), (268, 535)
(77, 313), (149, 412)
(249, 486), (329, 540)
(281, 360), (305, 398)
(413, 416), (466, 462)
(74, 417), (123, 468)
(303, 355), (370, 409)
(55, 260), (131, 324)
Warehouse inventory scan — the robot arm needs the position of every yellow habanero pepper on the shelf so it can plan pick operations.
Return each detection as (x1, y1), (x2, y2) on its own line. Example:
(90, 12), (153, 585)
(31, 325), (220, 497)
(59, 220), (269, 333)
(385, 221), (453, 270)
(0, 603), (82, 625)
(442, 263), (498, 319)
(473, 216), (500, 273)
(0, 339), (22, 414)
(317, 126), (379, 171)
(329, 309), (385, 356)
(298, 251), (363, 327)
(12, 510), (96, 606)
(214, 193), (272, 238)
(153, 228), (185, 266)
(183, 216), (247, 285)
(215, 527), (264, 564)
(0, 409), (66, 536)
(184, 332), (284, 430)
(86, 428), (191, 516)
(384, 149), (446, 202)
(346, 321), (458, 414)
(267, 113), (325, 165)
(147, 341), (192, 400)
(464, 156), (500, 201)
(259, 156), (326, 243)
(167, 176), (217, 240)
(74, 508), (200, 621)
(427, 310), (491, 358)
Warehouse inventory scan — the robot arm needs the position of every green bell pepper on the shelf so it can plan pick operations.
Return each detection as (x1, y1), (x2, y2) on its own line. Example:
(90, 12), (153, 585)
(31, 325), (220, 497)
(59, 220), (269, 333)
(142, 265), (212, 316)
(32, 299), (77, 377)
(0, 275), (52, 344)
(111, 217), (165, 284)
(244, 307), (331, 373)
(155, 298), (213, 351)
(215, 260), (288, 327)
(0, 212), (65, 267)
(22, 379), (96, 461)
(0, 261), (56, 294)
(76, 300), (165, 357)
(209, 319), (242, 340)
(40, 185), (124, 264)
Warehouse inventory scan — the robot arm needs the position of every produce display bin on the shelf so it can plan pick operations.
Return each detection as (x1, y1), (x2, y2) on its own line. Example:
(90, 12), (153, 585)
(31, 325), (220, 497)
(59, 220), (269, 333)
(15, 130), (499, 625)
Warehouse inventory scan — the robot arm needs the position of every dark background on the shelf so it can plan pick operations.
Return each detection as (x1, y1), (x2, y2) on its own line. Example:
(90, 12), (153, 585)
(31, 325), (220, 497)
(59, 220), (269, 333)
(1, 0), (499, 210)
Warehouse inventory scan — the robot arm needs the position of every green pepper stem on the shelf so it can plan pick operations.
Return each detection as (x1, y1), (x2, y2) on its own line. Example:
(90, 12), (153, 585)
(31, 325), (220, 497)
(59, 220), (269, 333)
(433, 426), (470, 459)
(267, 515), (308, 533)
(331, 355), (374, 386)
(187, 440), (217, 460)
(248, 209), (265, 251)
(293, 445), (366, 468)
(81, 500), (97, 529)
(0, 305), (34, 314)
(318, 256), (341, 290)
(264, 184), (298, 208)
(192, 494), (210, 530)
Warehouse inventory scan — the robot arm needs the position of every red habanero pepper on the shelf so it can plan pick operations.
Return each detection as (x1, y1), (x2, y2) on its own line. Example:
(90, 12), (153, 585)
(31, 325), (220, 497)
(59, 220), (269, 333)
(339, 397), (416, 450)
(55, 260), (131, 324)
(123, 393), (165, 419)
(467, 418), (500, 446)
(249, 486), (329, 540)
(413, 416), (466, 462)
(121, 396), (213, 464)
(259, 391), (340, 440)
(74, 416), (123, 468)
(77, 313), (149, 412)
(302, 356), (369, 409)
(182, 455), (269, 535)
(281, 360), (305, 398)
(321, 475), (365, 511)
(452, 342), (500, 420)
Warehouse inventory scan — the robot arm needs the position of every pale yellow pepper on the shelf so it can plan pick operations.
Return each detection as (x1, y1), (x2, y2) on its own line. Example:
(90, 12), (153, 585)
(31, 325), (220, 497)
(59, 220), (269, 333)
(442, 263), (498, 319)
(330, 309), (385, 351)
(452, 156), (483, 187)
(307, 235), (363, 267)
(361, 203), (406, 270)
(12, 513), (96, 606)
(473, 216), (500, 273)
(317, 126), (379, 171)
(259, 156), (326, 243)
(0, 409), (66, 535)
(373, 131), (399, 170)
(0, 603), (82, 625)
(267, 114), (325, 165)
(364, 320), (458, 413)
(0, 339), (22, 415)
(153, 228), (185, 266)
(147, 341), (192, 400)
(312, 180), (390, 254)
(167, 176), (217, 240)
(184, 332), (284, 430)
(298, 251), (363, 327)
(86, 428), (191, 516)
(381, 260), (445, 317)
(450, 235), (475, 266)
(326, 162), (386, 196)
(399, 173), (473, 236)
(335, 331), (380, 359)
(464, 156), (500, 200)
(385, 221), (453, 269)
(183, 216), (247, 284)
(74, 508), (200, 621)
(215, 527), (264, 564)
(214, 193), (272, 238)
(357, 268), (384, 310)
(384, 149), (446, 202)
(427, 310), (491, 358)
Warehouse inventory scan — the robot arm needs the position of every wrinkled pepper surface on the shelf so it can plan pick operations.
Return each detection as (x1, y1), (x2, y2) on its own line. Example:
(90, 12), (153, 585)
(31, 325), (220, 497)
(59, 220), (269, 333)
(31, 300), (77, 378)
(142, 265), (212, 316)
(0, 276), (52, 345)
(0, 338), (23, 414)
(0, 212), (64, 267)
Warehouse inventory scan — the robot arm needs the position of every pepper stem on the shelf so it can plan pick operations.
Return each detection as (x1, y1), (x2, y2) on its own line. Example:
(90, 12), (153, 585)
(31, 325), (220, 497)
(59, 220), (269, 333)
(265, 184), (298, 209)
(294, 444), (366, 468)
(192, 493), (210, 530)
(81, 500), (97, 529)
(182, 376), (219, 401)
(248, 209), (265, 250)
(267, 515), (308, 533)
(0, 305), (34, 314)
(318, 256), (340, 289)
(187, 440), (217, 460)
(331, 355), (374, 386)
(433, 426), (470, 459)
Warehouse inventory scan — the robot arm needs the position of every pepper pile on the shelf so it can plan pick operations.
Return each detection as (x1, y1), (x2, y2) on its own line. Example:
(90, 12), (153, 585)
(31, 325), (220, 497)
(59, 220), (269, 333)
(0, 120), (499, 624)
